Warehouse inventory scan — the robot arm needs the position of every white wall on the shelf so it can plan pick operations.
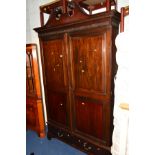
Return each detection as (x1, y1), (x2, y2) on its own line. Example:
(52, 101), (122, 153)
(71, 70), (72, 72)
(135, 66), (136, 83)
(117, 0), (129, 11)
(26, 0), (52, 43)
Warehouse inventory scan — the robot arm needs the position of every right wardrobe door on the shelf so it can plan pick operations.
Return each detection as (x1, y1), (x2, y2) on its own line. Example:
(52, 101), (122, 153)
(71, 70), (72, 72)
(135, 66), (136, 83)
(69, 30), (112, 146)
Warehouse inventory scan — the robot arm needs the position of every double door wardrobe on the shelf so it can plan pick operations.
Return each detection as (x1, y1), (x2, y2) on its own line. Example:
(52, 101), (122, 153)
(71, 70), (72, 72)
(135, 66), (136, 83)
(35, 1), (120, 154)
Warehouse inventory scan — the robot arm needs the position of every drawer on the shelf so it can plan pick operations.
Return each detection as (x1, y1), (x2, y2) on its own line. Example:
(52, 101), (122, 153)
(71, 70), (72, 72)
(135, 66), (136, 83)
(48, 124), (111, 155)
(73, 136), (110, 155)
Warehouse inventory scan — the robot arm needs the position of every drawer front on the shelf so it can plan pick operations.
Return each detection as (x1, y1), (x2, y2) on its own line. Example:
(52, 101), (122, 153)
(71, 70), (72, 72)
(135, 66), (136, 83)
(74, 97), (106, 141)
(47, 92), (67, 126)
(48, 124), (111, 155)
(72, 135), (111, 155)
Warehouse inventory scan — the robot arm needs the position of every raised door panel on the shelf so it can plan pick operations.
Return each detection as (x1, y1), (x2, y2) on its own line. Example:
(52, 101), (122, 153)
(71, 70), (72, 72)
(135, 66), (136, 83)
(75, 98), (106, 142)
(70, 34), (107, 94)
(47, 92), (67, 126)
(42, 39), (67, 90)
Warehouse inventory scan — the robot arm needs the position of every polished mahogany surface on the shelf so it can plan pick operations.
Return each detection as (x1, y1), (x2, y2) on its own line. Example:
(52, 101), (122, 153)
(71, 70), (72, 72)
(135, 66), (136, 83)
(47, 92), (67, 126)
(75, 99), (104, 140)
(42, 40), (67, 90)
(71, 34), (106, 93)
(34, 0), (120, 154)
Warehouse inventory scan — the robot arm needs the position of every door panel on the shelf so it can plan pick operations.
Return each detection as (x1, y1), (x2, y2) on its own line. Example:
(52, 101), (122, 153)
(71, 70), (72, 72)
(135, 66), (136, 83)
(70, 34), (107, 93)
(75, 98), (105, 140)
(47, 92), (67, 126)
(42, 39), (67, 90)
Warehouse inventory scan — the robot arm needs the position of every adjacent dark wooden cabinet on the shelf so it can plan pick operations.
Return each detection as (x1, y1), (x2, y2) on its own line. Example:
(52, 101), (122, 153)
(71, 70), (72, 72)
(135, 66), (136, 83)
(34, 1), (120, 154)
(26, 44), (45, 138)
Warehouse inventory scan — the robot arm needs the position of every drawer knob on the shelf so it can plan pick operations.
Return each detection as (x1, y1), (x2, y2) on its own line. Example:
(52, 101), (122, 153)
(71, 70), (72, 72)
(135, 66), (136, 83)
(97, 148), (101, 151)
(81, 69), (85, 73)
(60, 103), (63, 106)
(81, 102), (85, 105)
(58, 132), (63, 137)
(83, 142), (87, 146)
(83, 142), (92, 151)
(60, 54), (63, 58)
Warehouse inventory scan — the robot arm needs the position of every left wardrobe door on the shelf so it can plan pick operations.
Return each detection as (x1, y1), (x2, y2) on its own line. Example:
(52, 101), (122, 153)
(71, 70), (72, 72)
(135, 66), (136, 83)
(42, 37), (69, 127)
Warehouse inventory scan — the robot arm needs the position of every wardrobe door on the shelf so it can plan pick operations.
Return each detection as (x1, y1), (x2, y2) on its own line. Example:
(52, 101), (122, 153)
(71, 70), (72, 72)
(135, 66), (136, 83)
(69, 32), (111, 144)
(42, 37), (69, 127)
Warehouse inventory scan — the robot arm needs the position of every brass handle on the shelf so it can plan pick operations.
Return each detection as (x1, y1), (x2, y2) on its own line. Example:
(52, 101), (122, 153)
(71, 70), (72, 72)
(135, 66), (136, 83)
(83, 142), (92, 151)
(58, 132), (63, 137)
(97, 148), (101, 151)
(87, 146), (92, 150)
(84, 146), (92, 151)
(83, 142), (87, 146)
